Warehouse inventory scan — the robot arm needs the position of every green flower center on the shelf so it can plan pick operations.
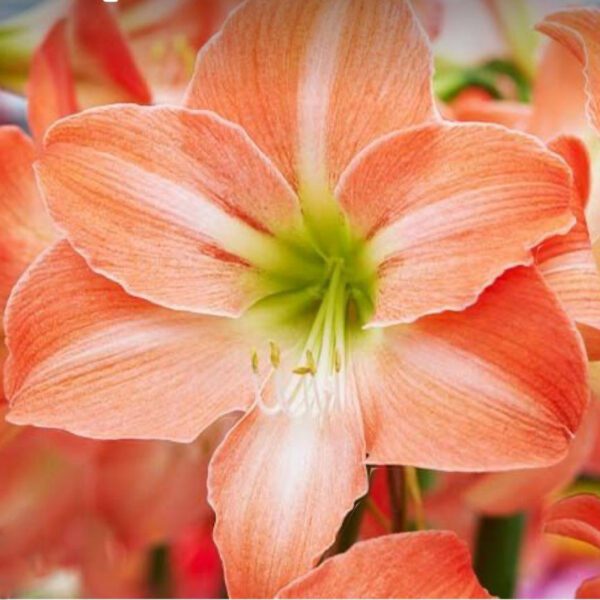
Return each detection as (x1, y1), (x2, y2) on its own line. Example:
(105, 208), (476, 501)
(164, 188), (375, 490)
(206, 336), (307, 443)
(244, 190), (377, 415)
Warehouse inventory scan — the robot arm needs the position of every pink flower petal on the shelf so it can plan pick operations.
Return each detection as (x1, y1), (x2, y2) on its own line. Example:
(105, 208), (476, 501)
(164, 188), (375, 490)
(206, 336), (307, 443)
(545, 493), (600, 550)
(185, 0), (436, 188)
(6, 241), (253, 441)
(337, 122), (574, 326)
(354, 266), (588, 470)
(277, 532), (491, 599)
(37, 105), (301, 316)
(536, 135), (600, 348)
(209, 403), (367, 598)
(537, 8), (600, 134)
(0, 127), (55, 313)
(465, 401), (599, 515)
(27, 20), (78, 142)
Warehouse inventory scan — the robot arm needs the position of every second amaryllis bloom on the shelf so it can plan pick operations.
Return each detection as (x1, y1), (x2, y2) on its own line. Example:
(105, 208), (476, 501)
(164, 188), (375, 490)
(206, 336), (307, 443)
(2, 0), (589, 597)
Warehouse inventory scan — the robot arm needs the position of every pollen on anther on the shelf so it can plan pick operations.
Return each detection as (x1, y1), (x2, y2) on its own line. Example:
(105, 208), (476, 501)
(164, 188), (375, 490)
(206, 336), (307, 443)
(334, 348), (342, 373)
(269, 341), (281, 368)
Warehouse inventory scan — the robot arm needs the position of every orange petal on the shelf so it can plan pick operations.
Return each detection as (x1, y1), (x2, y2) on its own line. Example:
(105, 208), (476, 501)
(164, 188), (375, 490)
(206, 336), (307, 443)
(529, 40), (588, 140)
(27, 19), (78, 142)
(536, 136), (600, 344)
(584, 387), (600, 476)
(577, 576), (600, 599)
(545, 493), (600, 549)
(337, 122), (574, 326)
(209, 405), (367, 598)
(5, 240), (254, 442)
(529, 35), (600, 244)
(277, 531), (491, 599)
(537, 8), (600, 134)
(451, 97), (532, 131)
(185, 0), (435, 188)
(412, 0), (443, 40)
(122, 0), (226, 104)
(37, 105), (300, 316)
(0, 420), (85, 569)
(465, 400), (599, 515)
(0, 126), (55, 313)
(354, 266), (588, 471)
(0, 343), (7, 402)
(68, 0), (150, 108)
(95, 437), (216, 549)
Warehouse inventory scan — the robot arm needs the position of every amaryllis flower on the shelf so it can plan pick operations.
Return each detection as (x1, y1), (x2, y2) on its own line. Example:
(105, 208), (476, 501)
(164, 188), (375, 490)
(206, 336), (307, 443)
(114, 0), (237, 104)
(535, 9), (600, 266)
(4, 0), (589, 596)
(448, 18), (600, 352)
(545, 493), (600, 598)
(0, 406), (225, 598)
(22, 0), (151, 140)
(453, 7), (600, 241)
(0, 0), (239, 135)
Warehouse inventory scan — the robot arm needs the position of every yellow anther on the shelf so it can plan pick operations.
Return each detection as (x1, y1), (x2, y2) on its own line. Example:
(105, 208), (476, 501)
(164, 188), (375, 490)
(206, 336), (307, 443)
(269, 341), (281, 368)
(306, 350), (317, 375)
(334, 348), (342, 373)
(292, 366), (313, 376)
(251, 350), (260, 374)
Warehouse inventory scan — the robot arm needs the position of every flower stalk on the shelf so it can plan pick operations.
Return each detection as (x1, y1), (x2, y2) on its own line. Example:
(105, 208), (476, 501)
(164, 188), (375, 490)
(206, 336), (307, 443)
(474, 514), (525, 599)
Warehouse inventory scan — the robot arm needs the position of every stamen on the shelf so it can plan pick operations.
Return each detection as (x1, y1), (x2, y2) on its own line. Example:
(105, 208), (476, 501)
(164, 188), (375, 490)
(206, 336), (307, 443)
(334, 348), (342, 373)
(251, 260), (349, 417)
(251, 350), (260, 374)
(269, 341), (281, 368)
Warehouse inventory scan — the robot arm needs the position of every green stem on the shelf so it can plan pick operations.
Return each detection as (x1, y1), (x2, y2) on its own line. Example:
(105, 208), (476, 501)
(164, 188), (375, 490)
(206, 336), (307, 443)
(387, 466), (406, 533)
(147, 544), (173, 599)
(474, 514), (525, 599)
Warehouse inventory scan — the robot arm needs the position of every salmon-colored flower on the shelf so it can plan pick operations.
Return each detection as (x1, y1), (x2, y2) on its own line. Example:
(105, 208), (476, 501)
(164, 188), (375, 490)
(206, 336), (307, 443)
(545, 493), (600, 598)
(0, 0), (237, 131)
(20, 0), (151, 140)
(0, 408), (226, 598)
(4, 0), (590, 596)
(114, 0), (236, 104)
